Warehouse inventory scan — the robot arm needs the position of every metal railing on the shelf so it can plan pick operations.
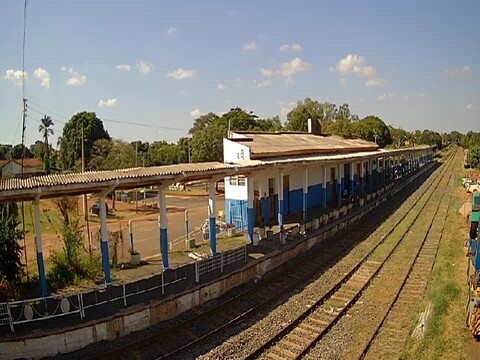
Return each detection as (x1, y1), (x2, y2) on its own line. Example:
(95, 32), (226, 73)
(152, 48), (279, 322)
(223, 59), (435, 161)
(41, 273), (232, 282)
(195, 245), (247, 282)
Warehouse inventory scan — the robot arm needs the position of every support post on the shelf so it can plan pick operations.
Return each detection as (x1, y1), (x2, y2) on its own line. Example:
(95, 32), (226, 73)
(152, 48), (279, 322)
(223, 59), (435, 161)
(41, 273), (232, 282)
(303, 168), (308, 222)
(321, 166), (327, 211)
(128, 220), (134, 254)
(277, 171), (284, 232)
(184, 209), (189, 243)
(209, 179), (217, 254)
(368, 159), (373, 194)
(337, 164), (342, 207)
(99, 193), (111, 285)
(375, 158), (380, 190)
(349, 162), (354, 199)
(33, 195), (48, 298)
(247, 176), (254, 244)
(360, 161), (365, 196)
(158, 188), (169, 269)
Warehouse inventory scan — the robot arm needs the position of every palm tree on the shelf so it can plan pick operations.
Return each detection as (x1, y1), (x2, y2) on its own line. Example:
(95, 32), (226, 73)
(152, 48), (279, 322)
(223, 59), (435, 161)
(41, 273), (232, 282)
(38, 115), (54, 173)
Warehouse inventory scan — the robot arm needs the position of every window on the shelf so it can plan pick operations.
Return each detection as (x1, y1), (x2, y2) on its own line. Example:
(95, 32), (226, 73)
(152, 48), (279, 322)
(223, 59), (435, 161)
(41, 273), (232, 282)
(228, 175), (246, 186)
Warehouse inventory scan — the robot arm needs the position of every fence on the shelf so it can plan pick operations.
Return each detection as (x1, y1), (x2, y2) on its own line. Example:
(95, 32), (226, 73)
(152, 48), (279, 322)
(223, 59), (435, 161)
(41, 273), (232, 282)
(0, 267), (187, 333)
(1, 245), (248, 333)
(195, 245), (247, 282)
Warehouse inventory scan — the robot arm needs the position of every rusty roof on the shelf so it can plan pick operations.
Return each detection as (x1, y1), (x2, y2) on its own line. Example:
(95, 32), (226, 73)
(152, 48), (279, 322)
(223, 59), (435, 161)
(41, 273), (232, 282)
(228, 132), (379, 159)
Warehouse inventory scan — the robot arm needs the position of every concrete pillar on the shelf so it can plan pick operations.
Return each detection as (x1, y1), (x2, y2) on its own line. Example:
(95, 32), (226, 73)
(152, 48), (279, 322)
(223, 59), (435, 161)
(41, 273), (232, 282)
(368, 159), (373, 194)
(375, 158), (380, 190)
(99, 193), (111, 284)
(303, 168), (308, 222)
(277, 171), (284, 232)
(337, 164), (342, 207)
(321, 166), (327, 211)
(383, 158), (387, 187)
(158, 188), (169, 269)
(209, 179), (217, 254)
(33, 196), (48, 297)
(349, 162), (354, 199)
(247, 176), (254, 244)
(360, 161), (365, 196)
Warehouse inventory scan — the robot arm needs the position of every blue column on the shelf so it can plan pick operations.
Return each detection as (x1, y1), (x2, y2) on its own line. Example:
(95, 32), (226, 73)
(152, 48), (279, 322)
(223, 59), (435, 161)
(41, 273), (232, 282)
(129, 220), (134, 253)
(33, 198), (48, 298)
(99, 194), (111, 284)
(208, 180), (217, 254)
(278, 172), (284, 231)
(368, 161), (373, 194)
(247, 177), (254, 244)
(336, 178), (342, 208)
(375, 160), (380, 190)
(303, 168), (308, 222)
(159, 188), (169, 269)
(321, 166), (327, 211)
(350, 175), (355, 198)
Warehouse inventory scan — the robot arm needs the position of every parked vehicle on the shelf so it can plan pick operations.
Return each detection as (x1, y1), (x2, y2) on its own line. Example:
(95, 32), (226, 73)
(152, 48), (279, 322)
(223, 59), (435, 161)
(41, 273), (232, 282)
(90, 202), (109, 215)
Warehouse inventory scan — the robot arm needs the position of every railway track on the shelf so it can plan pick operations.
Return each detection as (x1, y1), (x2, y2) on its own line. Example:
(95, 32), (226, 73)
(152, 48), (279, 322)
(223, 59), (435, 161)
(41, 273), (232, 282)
(242, 151), (455, 360)
(85, 154), (450, 360)
(355, 158), (454, 360)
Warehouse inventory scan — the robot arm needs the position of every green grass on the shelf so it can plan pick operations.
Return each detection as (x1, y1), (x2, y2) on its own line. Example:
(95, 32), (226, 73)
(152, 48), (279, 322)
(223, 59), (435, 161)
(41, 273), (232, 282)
(402, 153), (469, 359)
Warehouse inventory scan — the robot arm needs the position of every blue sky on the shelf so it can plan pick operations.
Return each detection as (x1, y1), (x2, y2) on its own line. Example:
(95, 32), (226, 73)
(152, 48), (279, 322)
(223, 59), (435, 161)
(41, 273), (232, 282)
(1, 1), (479, 147)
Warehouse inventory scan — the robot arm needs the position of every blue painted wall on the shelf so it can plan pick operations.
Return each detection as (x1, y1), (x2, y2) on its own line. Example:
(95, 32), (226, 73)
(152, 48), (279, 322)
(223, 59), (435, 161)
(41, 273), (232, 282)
(308, 184), (322, 208)
(283, 189), (290, 214)
(225, 199), (248, 230)
(290, 188), (303, 214)
(325, 181), (331, 202)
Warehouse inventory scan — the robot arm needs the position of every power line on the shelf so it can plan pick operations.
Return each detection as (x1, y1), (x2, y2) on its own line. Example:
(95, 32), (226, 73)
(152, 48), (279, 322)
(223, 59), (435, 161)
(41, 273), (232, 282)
(101, 118), (187, 132)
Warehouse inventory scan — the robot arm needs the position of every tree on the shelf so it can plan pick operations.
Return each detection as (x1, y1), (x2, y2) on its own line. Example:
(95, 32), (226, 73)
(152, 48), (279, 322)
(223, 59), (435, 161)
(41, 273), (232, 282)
(284, 98), (324, 132)
(0, 144), (11, 160)
(469, 146), (480, 169)
(352, 116), (392, 148)
(388, 126), (408, 148)
(30, 140), (46, 161)
(59, 112), (111, 170)
(419, 129), (443, 149)
(89, 139), (137, 170)
(38, 115), (54, 174)
(9, 144), (34, 159)
(0, 203), (23, 284)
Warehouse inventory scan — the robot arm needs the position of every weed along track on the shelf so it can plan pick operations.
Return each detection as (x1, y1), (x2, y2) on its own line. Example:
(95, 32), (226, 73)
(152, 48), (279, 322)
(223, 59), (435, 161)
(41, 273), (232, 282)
(84, 153), (452, 360)
(355, 162), (454, 360)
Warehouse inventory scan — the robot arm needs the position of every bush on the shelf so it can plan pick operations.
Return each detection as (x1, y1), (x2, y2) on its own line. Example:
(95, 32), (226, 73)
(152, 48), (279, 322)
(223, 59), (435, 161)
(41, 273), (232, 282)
(48, 251), (101, 291)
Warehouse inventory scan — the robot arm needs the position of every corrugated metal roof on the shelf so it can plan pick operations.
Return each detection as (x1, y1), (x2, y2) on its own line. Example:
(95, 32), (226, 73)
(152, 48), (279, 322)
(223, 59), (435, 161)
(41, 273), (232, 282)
(0, 146), (432, 202)
(228, 132), (379, 159)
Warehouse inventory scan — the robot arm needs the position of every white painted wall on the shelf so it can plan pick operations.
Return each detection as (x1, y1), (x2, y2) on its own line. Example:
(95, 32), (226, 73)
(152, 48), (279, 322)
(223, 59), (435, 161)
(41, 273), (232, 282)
(223, 139), (250, 163)
(224, 176), (248, 200)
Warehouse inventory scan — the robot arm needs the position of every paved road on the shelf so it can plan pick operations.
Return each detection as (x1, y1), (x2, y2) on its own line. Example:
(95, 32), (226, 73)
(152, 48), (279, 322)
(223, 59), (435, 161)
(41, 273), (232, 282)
(129, 194), (225, 260)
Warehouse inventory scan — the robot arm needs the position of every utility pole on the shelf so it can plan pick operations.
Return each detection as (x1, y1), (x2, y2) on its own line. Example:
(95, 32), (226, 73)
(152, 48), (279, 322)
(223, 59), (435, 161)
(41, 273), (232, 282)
(82, 120), (88, 221)
(21, 97), (29, 282)
(135, 142), (138, 213)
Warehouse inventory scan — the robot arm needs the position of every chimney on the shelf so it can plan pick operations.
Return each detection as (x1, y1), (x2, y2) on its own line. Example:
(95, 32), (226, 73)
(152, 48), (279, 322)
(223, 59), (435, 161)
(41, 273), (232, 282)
(307, 118), (321, 135)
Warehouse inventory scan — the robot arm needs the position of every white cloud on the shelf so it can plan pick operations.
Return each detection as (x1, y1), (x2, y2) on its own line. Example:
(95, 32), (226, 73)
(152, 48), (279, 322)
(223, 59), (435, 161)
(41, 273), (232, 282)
(167, 67), (195, 80)
(167, 27), (176, 34)
(339, 78), (347, 84)
(190, 109), (202, 118)
(254, 79), (273, 89)
(137, 61), (154, 75)
(466, 104), (479, 111)
(243, 41), (257, 52)
(279, 43), (302, 52)
(419, 92), (426, 98)
(98, 98), (118, 107)
(61, 66), (86, 86)
(4, 69), (28, 86)
(378, 93), (387, 101)
(331, 54), (385, 87)
(446, 65), (471, 77)
(217, 84), (227, 90)
(116, 64), (131, 71)
(366, 77), (386, 87)
(260, 68), (276, 77)
(280, 57), (310, 84)
(33, 68), (50, 89)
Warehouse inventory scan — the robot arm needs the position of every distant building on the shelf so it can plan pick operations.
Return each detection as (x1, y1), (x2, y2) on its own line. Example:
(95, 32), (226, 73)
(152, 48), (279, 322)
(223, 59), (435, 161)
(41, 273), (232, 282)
(0, 158), (44, 178)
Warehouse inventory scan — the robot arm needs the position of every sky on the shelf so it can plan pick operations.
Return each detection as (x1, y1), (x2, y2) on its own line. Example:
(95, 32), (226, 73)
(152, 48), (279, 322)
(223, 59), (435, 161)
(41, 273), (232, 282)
(1, 0), (479, 147)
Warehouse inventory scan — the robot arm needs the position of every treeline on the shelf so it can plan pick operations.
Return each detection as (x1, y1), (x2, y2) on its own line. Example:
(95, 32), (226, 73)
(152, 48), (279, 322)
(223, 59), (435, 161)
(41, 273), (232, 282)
(0, 97), (473, 173)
